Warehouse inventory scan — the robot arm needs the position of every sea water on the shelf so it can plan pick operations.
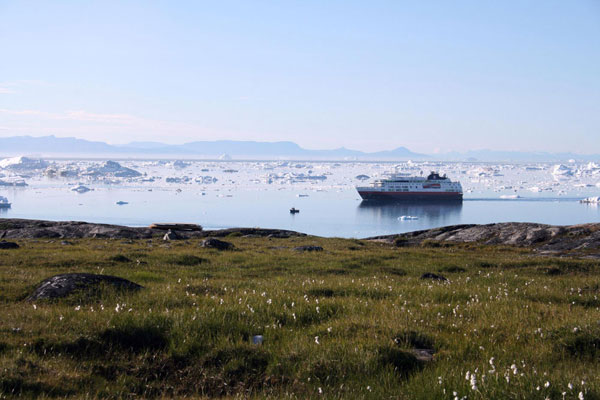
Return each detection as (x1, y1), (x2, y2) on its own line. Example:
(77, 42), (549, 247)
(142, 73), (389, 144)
(1, 160), (599, 238)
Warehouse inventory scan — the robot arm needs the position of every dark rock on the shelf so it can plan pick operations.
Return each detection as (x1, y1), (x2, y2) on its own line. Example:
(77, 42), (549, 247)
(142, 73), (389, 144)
(201, 238), (234, 250)
(61, 240), (74, 246)
(0, 241), (19, 249)
(267, 233), (290, 238)
(420, 272), (448, 281)
(0, 218), (307, 240)
(294, 245), (323, 252)
(202, 227), (306, 238)
(27, 273), (143, 301)
(110, 254), (132, 263)
(163, 229), (182, 241)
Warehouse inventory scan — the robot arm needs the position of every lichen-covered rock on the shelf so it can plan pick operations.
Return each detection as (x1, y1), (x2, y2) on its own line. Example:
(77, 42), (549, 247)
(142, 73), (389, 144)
(367, 222), (600, 253)
(201, 238), (234, 250)
(27, 273), (142, 301)
(294, 245), (323, 252)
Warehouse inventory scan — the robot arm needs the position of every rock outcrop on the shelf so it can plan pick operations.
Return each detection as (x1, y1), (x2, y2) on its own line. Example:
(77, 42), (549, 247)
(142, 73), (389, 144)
(367, 222), (600, 253)
(27, 273), (143, 301)
(0, 219), (306, 240)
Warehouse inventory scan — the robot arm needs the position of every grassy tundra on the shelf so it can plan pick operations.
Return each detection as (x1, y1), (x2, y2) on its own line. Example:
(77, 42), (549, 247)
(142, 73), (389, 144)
(0, 235), (599, 399)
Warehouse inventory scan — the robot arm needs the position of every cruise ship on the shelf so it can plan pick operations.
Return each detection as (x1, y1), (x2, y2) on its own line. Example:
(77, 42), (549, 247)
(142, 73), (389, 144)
(356, 171), (463, 201)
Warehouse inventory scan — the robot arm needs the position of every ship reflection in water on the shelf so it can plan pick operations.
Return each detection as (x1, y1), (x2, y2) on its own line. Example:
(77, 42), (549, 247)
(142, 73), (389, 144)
(357, 200), (463, 233)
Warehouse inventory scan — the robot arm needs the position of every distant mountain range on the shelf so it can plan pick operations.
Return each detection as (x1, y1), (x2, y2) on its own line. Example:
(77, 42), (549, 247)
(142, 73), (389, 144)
(0, 135), (598, 161)
(0, 135), (425, 160)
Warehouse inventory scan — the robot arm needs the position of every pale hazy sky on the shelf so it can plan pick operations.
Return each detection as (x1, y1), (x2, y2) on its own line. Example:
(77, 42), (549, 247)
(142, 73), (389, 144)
(1, 1), (599, 153)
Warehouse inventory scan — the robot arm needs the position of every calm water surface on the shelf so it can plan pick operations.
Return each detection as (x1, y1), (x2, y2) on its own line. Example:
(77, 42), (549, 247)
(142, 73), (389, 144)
(1, 186), (599, 237)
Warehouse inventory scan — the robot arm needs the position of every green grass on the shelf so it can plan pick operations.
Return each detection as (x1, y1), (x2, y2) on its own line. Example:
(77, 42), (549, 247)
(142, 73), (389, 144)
(0, 236), (599, 398)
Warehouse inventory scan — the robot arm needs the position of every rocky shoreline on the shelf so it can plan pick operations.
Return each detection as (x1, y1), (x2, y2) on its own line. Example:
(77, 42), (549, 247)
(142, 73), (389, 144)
(367, 222), (600, 253)
(2, 218), (600, 254)
(0, 218), (305, 240)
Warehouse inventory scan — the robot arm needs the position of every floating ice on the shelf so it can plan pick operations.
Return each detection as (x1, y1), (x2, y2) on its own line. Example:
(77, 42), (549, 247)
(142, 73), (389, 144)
(72, 185), (92, 193)
(0, 156), (48, 171)
(580, 197), (600, 204)
(83, 160), (142, 178)
(0, 195), (11, 207)
(551, 164), (573, 176)
(0, 179), (28, 187)
(398, 215), (419, 221)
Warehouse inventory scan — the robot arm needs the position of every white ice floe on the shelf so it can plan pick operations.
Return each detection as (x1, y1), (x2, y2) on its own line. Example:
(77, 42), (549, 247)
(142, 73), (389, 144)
(0, 179), (28, 187)
(0, 195), (11, 207)
(72, 185), (92, 193)
(580, 197), (600, 204)
(500, 194), (521, 199)
(0, 156), (48, 170)
(398, 215), (419, 221)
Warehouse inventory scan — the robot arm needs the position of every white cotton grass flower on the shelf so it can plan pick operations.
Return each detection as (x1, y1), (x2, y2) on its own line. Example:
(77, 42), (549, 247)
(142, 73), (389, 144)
(545, 381), (550, 388)
(579, 392), (584, 400)
(314, 336), (320, 344)
(470, 373), (478, 391)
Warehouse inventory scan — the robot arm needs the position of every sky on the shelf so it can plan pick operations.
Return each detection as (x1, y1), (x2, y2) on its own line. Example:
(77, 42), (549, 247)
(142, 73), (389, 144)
(0, 1), (599, 154)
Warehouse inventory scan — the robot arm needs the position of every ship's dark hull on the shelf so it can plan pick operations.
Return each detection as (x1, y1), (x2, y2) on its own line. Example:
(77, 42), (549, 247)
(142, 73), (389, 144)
(357, 190), (463, 202)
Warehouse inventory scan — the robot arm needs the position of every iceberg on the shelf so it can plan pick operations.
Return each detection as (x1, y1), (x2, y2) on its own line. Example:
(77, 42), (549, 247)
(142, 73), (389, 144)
(0, 156), (48, 171)
(580, 197), (600, 204)
(83, 160), (142, 178)
(551, 164), (573, 177)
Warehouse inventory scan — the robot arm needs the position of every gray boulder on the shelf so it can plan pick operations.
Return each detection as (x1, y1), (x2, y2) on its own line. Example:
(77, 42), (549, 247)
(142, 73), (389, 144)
(201, 238), (234, 250)
(0, 241), (19, 249)
(27, 273), (142, 301)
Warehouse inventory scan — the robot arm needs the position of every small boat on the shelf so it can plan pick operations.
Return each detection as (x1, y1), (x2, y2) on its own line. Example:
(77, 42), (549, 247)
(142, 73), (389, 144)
(116, 201), (129, 205)
(290, 207), (300, 214)
(0, 196), (11, 208)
